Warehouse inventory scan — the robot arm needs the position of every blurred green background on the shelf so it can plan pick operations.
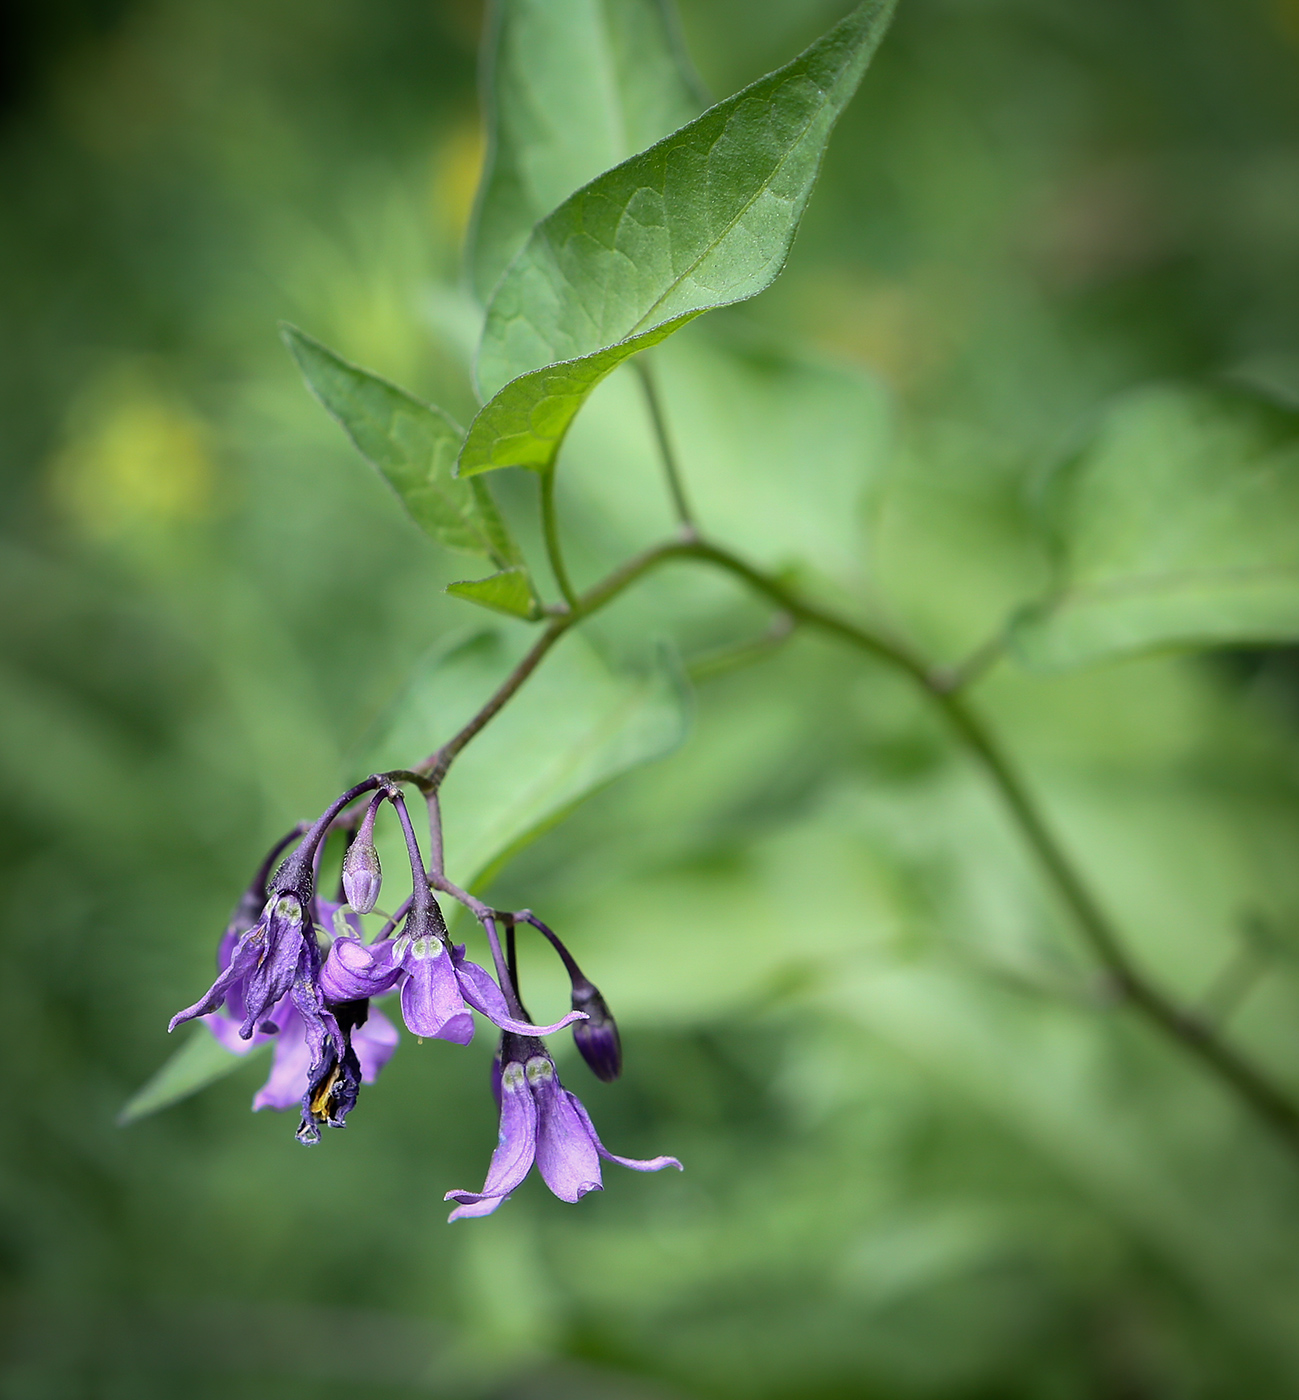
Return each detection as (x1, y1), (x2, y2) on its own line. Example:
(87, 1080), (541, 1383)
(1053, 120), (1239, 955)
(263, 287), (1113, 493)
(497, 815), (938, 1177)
(6, 0), (1299, 1395)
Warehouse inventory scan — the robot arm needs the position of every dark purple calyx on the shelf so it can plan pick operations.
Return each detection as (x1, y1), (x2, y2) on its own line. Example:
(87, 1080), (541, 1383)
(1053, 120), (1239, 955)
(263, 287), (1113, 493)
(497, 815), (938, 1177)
(569, 979), (622, 1083)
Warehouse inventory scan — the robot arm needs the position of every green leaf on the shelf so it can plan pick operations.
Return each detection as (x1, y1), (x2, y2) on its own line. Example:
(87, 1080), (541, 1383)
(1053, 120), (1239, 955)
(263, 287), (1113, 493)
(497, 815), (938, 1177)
(118, 1027), (269, 1125)
(1012, 383), (1299, 670)
(470, 0), (705, 303)
(282, 324), (523, 567)
(459, 0), (896, 479)
(353, 626), (690, 885)
(446, 566), (539, 619)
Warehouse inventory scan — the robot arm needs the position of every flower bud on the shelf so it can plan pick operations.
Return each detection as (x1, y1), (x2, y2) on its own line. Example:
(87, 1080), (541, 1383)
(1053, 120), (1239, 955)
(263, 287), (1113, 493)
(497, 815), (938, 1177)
(342, 802), (383, 913)
(570, 979), (622, 1082)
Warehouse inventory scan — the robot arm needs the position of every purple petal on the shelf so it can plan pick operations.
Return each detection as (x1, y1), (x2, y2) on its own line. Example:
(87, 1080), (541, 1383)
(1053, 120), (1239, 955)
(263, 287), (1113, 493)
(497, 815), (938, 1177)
(320, 937), (400, 1002)
(452, 950), (590, 1037)
(204, 1003), (275, 1054)
(291, 967), (344, 1070)
(216, 929), (239, 973)
(447, 1195), (510, 1221)
(240, 897), (309, 1035)
(531, 1060), (602, 1203)
(252, 1004), (312, 1111)
(168, 921), (267, 1032)
(355, 1008), (399, 1083)
(444, 1060), (538, 1218)
(565, 1091), (683, 1174)
(400, 938), (473, 1044)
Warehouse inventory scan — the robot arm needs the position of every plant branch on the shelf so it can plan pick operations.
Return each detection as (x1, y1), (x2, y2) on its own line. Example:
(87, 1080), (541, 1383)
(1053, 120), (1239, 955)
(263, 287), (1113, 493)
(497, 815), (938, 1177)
(676, 540), (1299, 1149)
(686, 611), (796, 683)
(634, 358), (695, 531)
(540, 470), (579, 609)
(416, 539), (696, 787)
(407, 527), (1299, 1150)
(931, 630), (1009, 693)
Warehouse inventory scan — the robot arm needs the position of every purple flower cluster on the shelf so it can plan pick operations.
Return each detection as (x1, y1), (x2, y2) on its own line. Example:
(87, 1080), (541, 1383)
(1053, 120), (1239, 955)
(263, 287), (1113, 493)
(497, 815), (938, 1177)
(169, 778), (680, 1216)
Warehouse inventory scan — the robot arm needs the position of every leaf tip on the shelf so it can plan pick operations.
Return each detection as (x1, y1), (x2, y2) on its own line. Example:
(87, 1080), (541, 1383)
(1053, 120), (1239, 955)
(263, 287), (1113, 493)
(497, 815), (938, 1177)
(445, 567), (540, 620)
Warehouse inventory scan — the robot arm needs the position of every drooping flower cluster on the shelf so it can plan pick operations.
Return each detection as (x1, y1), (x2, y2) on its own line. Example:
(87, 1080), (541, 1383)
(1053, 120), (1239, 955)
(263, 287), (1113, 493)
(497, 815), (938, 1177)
(169, 776), (680, 1214)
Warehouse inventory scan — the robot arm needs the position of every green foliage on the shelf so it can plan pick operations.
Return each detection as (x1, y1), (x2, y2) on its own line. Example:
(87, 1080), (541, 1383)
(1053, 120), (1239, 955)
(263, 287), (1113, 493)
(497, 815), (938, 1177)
(1014, 384), (1299, 670)
(118, 1027), (268, 1124)
(459, 0), (896, 478)
(355, 626), (689, 885)
(445, 566), (539, 619)
(10, 0), (1299, 1394)
(283, 324), (525, 572)
(470, 0), (704, 301)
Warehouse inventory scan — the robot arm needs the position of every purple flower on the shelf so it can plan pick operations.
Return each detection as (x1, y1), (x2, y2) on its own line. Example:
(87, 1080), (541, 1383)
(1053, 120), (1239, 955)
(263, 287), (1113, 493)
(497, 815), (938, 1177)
(444, 1035), (681, 1220)
(206, 991), (398, 1122)
(320, 932), (588, 1043)
(170, 888), (314, 1039)
(202, 897), (398, 1137)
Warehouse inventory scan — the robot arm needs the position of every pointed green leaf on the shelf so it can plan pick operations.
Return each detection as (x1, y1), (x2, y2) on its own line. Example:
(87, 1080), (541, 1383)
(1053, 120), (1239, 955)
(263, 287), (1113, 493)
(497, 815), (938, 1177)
(459, 0), (896, 479)
(446, 566), (539, 619)
(119, 1027), (269, 1125)
(1012, 383), (1299, 670)
(462, 320), (695, 477)
(354, 627), (689, 885)
(470, 0), (705, 302)
(282, 324), (524, 567)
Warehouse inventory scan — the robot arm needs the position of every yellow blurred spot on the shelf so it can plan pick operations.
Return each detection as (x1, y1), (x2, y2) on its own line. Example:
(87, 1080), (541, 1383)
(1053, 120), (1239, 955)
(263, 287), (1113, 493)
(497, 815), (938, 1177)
(801, 273), (961, 391)
(1276, 0), (1299, 46)
(433, 120), (486, 241)
(49, 366), (215, 538)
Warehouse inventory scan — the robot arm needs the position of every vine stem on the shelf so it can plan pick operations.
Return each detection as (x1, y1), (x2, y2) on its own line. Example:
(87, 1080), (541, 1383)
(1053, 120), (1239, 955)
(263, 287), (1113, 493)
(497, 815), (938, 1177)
(416, 539), (692, 789)
(408, 530), (1299, 1152)
(685, 541), (1299, 1146)
(540, 470), (579, 609)
(634, 358), (695, 530)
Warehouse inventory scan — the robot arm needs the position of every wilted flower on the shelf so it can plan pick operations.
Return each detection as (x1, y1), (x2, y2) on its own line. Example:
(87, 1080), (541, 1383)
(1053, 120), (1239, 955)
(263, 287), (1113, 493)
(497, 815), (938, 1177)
(444, 1034), (681, 1220)
(170, 887), (312, 1039)
(203, 896), (398, 1138)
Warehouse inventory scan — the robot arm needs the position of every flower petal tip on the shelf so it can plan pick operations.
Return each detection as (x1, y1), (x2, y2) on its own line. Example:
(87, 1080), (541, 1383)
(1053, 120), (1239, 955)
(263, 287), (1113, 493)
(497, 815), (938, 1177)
(496, 1008), (589, 1036)
(445, 1192), (510, 1221)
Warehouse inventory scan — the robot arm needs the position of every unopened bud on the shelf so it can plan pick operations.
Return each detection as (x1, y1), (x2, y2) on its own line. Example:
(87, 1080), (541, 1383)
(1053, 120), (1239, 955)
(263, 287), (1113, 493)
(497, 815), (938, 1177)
(570, 980), (622, 1082)
(342, 836), (382, 913)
